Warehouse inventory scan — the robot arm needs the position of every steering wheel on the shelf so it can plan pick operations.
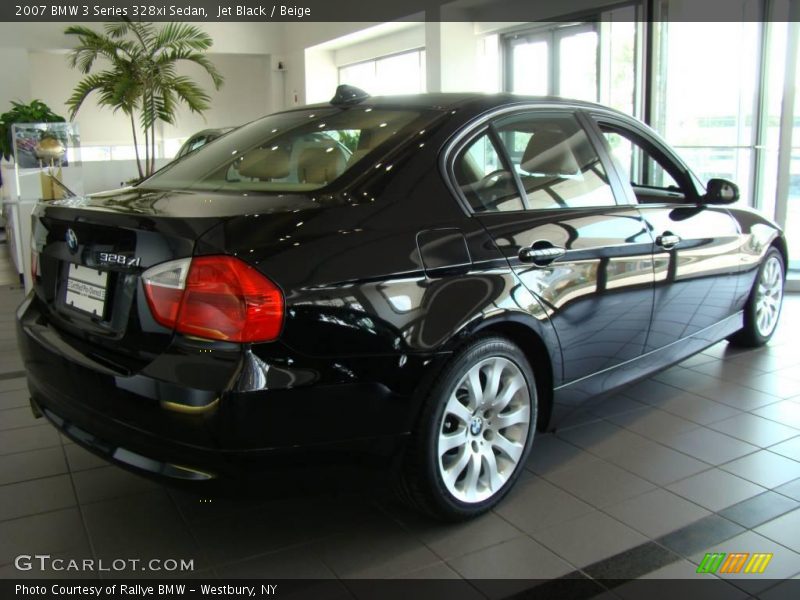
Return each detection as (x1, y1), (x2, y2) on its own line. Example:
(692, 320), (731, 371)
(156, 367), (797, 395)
(477, 169), (509, 191)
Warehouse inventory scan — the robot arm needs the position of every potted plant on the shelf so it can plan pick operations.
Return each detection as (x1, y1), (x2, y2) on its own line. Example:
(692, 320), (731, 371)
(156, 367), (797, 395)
(0, 99), (66, 163)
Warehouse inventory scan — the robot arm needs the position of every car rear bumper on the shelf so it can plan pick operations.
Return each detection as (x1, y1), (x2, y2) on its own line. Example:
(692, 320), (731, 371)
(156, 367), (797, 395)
(16, 293), (440, 480)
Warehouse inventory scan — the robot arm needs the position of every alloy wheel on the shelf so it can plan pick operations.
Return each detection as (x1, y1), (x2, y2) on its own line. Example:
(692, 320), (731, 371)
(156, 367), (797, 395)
(755, 254), (783, 338)
(437, 356), (532, 503)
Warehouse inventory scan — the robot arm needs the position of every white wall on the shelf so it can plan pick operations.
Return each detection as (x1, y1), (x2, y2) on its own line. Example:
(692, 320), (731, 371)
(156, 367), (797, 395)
(161, 54), (273, 137)
(0, 49), (32, 110)
(2, 21), (286, 152)
(28, 52), (132, 145)
(304, 24), (427, 104)
(426, 21), (484, 93)
(83, 159), (171, 193)
(334, 26), (425, 67)
(27, 51), (272, 149)
(295, 20), (499, 101)
(304, 49), (339, 104)
(0, 22), (285, 55)
(4, 18), (504, 157)
(279, 22), (387, 107)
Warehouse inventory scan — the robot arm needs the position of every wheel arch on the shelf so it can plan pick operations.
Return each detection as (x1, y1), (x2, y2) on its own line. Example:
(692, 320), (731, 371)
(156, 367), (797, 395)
(446, 314), (560, 432)
(771, 234), (789, 273)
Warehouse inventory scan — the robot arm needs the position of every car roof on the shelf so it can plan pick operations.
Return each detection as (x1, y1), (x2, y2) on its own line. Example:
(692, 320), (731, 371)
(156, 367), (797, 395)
(187, 127), (236, 138)
(283, 92), (628, 118)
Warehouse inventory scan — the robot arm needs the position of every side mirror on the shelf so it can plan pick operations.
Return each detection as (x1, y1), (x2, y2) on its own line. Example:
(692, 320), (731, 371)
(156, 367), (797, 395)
(704, 178), (739, 204)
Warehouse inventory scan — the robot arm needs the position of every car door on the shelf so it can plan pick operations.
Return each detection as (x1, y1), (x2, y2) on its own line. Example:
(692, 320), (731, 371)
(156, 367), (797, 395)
(449, 109), (656, 383)
(587, 113), (742, 352)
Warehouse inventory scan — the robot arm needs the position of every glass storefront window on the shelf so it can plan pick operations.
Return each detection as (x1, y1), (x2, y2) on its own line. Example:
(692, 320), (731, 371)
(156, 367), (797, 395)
(786, 48), (800, 274)
(652, 20), (760, 205)
(603, 17), (637, 116)
(511, 39), (549, 96)
(504, 9), (638, 116)
(558, 30), (598, 101)
(338, 49), (426, 96)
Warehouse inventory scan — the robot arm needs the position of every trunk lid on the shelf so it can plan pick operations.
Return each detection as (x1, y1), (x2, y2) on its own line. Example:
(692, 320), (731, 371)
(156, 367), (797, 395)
(31, 187), (318, 373)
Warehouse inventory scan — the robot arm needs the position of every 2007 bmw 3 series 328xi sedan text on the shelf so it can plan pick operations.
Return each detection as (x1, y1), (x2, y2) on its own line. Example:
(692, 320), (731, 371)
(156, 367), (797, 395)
(17, 87), (787, 520)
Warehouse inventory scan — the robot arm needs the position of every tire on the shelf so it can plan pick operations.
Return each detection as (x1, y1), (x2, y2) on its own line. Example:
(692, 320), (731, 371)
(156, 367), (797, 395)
(728, 247), (785, 348)
(397, 336), (537, 520)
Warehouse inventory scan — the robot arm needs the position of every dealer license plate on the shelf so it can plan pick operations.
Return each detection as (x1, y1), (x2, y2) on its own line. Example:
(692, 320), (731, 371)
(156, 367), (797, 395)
(65, 263), (108, 317)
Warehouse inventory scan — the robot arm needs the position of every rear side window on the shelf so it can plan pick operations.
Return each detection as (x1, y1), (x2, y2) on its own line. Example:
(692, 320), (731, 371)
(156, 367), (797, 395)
(494, 113), (617, 209)
(141, 108), (436, 193)
(453, 132), (524, 213)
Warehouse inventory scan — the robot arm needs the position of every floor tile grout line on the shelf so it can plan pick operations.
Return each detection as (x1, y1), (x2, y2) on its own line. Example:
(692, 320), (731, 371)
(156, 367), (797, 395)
(69, 482), (171, 511)
(549, 424), (724, 490)
(702, 418), (800, 448)
(527, 431), (735, 517)
(1, 291), (798, 580)
(373, 496), (532, 570)
(596, 398), (748, 431)
(531, 472), (737, 570)
(524, 437), (796, 556)
(0, 370), (26, 381)
(169, 489), (363, 574)
(0, 439), (71, 458)
(771, 477), (800, 502)
(165, 485), (223, 578)
(639, 366), (785, 406)
(0, 468), (73, 489)
(59, 441), (98, 565)
(555, 403), (800, 491)
(206, 538), (336, 574)
(611, 392), (798, 435)
(0, 503), (82, 527)
(687, 366), (800, 396)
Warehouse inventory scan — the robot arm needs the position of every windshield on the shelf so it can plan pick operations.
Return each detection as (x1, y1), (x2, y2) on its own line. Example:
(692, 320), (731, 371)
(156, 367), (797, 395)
(141, 107), (436, 193)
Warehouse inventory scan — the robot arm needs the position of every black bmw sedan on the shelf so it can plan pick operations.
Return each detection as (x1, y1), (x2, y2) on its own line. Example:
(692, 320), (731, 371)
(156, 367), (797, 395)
(17, 88), (787, 519)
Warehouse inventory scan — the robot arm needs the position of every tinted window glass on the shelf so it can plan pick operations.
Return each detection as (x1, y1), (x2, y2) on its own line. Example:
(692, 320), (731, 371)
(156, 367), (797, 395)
(142, 108), (436, 193)
(495, 113), (617, 209)
(602, 128), (680, 190)
(454, 132), (523, 213)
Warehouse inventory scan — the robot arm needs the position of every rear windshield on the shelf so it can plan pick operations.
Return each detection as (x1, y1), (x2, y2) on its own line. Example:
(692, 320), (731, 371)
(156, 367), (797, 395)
(140, 107), (436, 193)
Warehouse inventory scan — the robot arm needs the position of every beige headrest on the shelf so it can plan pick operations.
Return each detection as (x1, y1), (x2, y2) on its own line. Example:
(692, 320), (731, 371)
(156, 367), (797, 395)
(521, 129), (580, 176)
(298, 147), (345, 185)
(237, 147), (290, 180)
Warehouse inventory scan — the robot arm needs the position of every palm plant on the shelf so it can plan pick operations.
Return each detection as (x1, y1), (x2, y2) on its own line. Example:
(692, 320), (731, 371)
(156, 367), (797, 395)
(65, 20), (223, 179)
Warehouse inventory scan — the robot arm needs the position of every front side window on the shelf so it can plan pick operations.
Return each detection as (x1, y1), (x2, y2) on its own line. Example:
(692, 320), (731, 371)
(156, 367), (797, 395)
(494, 113), (617, 209)
(597, 123), (697, 204)
(601, 127), (680, 191)
(141, 108), (435, 193)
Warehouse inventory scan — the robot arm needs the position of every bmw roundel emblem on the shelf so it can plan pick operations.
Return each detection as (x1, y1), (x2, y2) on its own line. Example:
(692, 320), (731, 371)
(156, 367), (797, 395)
(66, 228), (78, 253)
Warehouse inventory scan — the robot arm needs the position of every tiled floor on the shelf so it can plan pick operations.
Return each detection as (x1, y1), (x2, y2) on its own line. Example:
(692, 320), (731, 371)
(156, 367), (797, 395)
(1, 262), (800, 596)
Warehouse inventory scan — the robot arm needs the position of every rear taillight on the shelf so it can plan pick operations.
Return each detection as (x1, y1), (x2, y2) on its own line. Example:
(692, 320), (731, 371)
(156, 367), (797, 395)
(142, 256), (284, 343)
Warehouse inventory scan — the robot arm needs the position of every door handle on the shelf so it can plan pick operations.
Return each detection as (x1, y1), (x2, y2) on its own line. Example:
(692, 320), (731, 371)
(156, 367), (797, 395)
(519, 243), (566, 266)
(656, 233), (681, 249)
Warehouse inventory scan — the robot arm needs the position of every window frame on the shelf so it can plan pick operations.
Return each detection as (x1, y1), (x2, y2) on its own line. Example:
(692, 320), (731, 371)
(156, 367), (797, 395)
(442, 105), (630, 215)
